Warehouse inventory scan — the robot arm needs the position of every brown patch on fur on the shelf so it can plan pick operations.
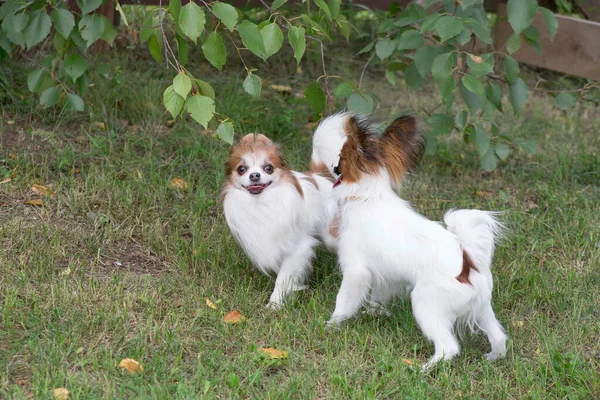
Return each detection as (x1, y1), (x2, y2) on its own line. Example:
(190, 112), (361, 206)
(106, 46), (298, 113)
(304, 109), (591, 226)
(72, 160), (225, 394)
(328, 214), (340, 239)
(338, 116), (383, 184)
(301, 174), (318, 188)
(456, 250), (479, 285)
(379, 115), (425, 185)
(225, 133), (288, 176)
(309, 161), (335, 182)
(281, 170), (304, 197)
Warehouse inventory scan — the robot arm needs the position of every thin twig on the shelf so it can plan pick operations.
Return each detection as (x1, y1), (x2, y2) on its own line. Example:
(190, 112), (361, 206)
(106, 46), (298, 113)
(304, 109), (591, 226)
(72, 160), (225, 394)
(158, 0), (180, 71)
(358, 52), (374, 90)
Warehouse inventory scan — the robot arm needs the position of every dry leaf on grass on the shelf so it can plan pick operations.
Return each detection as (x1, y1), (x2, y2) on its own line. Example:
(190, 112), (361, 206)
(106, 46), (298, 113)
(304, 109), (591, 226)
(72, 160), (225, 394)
(169, 177), (189, 190)
(24, 199), (45, 207)
(118, 358), (144, 373)
(53, 388), (70, 400)
(0, 178), (10, 185)
(205, 298), (217, 310)
(32, 183), (54, 196)
(223, 310), (246, 324)
(402, 358), (413, 366)
(260, 347), (288, 359)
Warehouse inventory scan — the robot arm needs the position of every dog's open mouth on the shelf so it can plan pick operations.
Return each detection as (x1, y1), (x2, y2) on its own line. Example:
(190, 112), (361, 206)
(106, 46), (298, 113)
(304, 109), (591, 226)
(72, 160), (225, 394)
(333, 175), (343, 188)
(244, 181), (272, 195)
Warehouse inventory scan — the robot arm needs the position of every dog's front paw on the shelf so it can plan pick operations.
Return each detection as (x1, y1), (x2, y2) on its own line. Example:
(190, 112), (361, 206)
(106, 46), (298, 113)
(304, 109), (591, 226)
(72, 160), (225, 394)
(483, 351), (505, 361)
(325, 316), (346, 328)
(266, 300), (284, 310)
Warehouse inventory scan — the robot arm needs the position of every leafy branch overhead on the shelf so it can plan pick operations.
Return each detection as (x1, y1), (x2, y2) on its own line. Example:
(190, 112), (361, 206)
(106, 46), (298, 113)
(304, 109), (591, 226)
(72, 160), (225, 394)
(0, 0), (598, 167)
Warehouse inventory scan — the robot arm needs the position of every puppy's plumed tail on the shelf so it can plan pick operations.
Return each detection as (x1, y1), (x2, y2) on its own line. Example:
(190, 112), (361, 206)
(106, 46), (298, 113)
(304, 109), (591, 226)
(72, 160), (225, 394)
(444, 209), (505, 273)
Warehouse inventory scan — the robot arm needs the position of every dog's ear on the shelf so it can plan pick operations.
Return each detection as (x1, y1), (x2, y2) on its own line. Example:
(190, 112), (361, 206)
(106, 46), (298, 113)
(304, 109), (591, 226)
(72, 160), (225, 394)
(339, 116), (382, 183)
(239, 133), (273, 147)
(379, 115), (425, 185)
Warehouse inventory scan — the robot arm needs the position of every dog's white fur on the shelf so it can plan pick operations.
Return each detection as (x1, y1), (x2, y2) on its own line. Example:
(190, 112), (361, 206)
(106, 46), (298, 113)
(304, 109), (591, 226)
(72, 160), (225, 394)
(314, 113), (507, 370)
(222, 135), (336, 308)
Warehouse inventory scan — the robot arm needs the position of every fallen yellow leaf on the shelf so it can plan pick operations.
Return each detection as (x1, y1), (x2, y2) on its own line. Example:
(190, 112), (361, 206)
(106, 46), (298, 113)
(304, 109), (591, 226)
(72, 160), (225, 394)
(260, 347), (288, 359)
(205, 298), (217, 310)
(469, 54), (483, 64)
(223, 310), (246, 324)
(0, 178), (10, 185)
(166, 119), (176, 128)
(7, 120), (15, 125)
(269, 84), (293, 93)
(118, 358), (144, 373)
(169, 177), (188, 190)
(402, 358), (413, 366)
(53, 388), (70, 400)
(24, 199), (45, 207)
(32, 183), (54, 196)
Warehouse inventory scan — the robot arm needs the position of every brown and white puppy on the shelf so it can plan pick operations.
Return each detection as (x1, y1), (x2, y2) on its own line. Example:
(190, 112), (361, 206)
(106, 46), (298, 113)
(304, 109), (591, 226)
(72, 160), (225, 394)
(221, 133), (336, 308)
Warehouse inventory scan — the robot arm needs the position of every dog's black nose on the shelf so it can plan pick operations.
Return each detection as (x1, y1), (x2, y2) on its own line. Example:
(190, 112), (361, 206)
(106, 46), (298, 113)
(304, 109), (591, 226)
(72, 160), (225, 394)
(249, 172), (261, 182)
(333, 165), (340, 175)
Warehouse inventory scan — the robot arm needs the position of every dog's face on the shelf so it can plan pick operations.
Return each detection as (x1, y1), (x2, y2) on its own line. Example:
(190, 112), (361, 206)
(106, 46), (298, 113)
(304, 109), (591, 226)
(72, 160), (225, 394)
(226, 134), (288, 195)
(333, 115), (424, 187)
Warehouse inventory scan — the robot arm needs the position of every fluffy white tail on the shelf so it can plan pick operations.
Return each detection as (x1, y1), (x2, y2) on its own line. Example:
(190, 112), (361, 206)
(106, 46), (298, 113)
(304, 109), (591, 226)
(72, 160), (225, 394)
(444, 209), (505, 271)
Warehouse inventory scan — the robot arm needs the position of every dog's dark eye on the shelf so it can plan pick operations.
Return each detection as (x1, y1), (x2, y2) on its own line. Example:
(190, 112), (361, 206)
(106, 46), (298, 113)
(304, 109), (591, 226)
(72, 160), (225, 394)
(263, 165), (274, 174)
(237, 166), (247, 175)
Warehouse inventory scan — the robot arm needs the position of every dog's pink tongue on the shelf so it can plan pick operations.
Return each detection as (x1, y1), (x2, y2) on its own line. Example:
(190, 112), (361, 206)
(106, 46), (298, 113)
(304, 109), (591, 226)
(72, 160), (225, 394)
(333, 175), (343, 188)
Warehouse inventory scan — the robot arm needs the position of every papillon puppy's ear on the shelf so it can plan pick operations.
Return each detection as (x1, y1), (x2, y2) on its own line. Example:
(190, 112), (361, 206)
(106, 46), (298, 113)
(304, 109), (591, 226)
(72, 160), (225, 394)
(239, 133), (273, 147)
(339, 116), (383, 183)
(379, 115), (425, 185)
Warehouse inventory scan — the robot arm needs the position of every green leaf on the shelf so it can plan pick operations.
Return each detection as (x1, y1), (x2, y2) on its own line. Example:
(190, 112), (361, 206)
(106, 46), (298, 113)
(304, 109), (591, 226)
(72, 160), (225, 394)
(455, 110), (467, 130)
(212, 2), (238, 32)
(539, 7), (558, 40)
(260, 23), (283, 59)
(435, 16), (464, 42)
(395, 30), (423, 50)
(404, 63), (423, 90)
(431, 52), (456, 81)
(69, 29), (87, 53)
(79, 14), (106, 48)
(179, 2), (205, 44)
(428, 114), (454, 135)
(288, 26), (305, 64)
(195, 79), (215, 99)
(336, 14), (351, 40)
(438, 76), (456, 107)
(202, 31), (226, 70)
(63, 53), (87, 83)
(509, 77), (528, 114)
(495, 142), (510, 160)
(385, 70), (396, 85)
(504, 55), (519, 84)
(522, 25), (541, 55)
(23, 9), (51, 49)
(101, 17), (117, 45)
(414, 46), (444, 77)
(480, 147), (497, 171)
(334, 82), (353, 98)
(460, 80), (484, 113)
(461, 74), (484, 96)
(507, 0), (538, 35)
(169, 0), (181, 24)
(173, 73), (192, 98)
(176, 34), (189, 65)
(2, 13), (26, 47)
(243, 73), (261, 99)
(357, 41), (374, 55)
(466, 53), (494, 78)
(65, 93), (84, 111)
(272, 0), (287, 10)
(486, 82), (503, 110)
(456, 27), (472, 45)
(556, 92), (577, 110)
(506, 33), (521, 54)
(515, 138), (537, 154)
(140, 12), (155, 43)
(51, 8), (75, 39)
(148, 34), (162, 62)
(421, 14), (441, 32)
(39, 87), (61, 107)
(474, 125), (490, 157)
(328, 0), (341, 18)
(464, 17), (492, 45)
(27, 68), (49, 93)
(77, 0), (102, 15)
(375, 38), (395, 60)
(347, 93), (374, 115)
(164, 85), (184, 118)
(186, 95), (215, 128)
(116, 0), (129, 27)
(305, 81), (327, 115)
(314, 0), (332, 19)
(217, 121), (235, 144)
(237, 21), (266, 60)
(460, 0), (479, 10)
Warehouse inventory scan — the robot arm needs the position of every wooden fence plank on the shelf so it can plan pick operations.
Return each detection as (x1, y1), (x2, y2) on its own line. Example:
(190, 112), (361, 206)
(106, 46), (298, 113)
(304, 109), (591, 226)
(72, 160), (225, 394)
(495, 3), (600, 80)
(578, 0), (600, 22)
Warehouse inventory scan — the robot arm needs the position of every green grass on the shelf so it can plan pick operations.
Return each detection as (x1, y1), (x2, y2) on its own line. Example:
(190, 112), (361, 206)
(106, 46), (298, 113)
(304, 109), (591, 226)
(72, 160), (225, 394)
(1, 43), (600, 399)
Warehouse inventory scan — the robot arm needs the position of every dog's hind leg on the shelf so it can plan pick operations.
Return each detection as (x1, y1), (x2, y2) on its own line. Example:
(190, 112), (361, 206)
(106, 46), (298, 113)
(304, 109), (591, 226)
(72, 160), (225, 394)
(326, 255), (371, 326)
(411, 285), (460, 371)
(267, 235), (319, 309)
(477, 304), (507, 360)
